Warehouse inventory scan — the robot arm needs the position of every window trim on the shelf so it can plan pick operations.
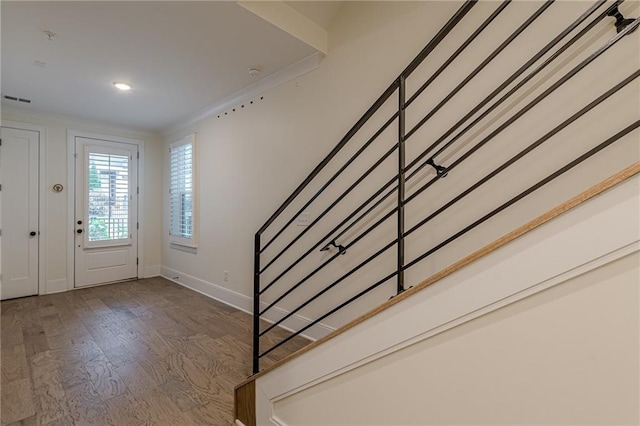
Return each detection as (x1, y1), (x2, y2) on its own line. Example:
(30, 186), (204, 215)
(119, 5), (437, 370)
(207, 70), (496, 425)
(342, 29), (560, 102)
(169, 133), (197, 248)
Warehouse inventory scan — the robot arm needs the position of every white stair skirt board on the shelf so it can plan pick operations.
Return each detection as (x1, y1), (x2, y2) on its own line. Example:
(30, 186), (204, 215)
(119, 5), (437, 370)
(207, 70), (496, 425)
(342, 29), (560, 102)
(160, 266), (335, 342)
(255, 173), (640, 426)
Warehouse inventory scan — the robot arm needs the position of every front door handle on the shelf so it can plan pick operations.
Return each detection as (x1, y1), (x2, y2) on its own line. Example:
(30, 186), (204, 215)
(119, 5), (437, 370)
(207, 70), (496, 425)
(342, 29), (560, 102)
(29, 231), (37, 237)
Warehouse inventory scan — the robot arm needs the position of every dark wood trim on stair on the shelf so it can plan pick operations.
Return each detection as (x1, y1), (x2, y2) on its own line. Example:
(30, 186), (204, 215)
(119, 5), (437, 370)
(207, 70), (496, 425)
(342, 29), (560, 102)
(234, 380), (256, 426)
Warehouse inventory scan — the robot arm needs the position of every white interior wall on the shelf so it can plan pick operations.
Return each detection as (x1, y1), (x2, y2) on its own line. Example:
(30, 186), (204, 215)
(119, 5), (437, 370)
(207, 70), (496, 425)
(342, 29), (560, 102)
(162, 0), (639, 340)
(1, 105), (163, 292)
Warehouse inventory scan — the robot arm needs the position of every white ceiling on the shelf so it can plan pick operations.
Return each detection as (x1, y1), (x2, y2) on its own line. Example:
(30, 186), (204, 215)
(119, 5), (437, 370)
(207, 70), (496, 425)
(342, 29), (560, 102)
(1, 2), (342, 132)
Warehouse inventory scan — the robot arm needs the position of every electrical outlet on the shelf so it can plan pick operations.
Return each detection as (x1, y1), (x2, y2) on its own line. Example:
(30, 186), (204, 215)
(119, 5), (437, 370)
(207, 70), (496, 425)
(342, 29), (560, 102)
(224, 270), (229, 282)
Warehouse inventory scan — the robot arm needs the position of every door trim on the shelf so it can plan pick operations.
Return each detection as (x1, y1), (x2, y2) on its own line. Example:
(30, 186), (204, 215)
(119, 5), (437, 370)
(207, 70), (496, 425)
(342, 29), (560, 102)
(1, 120), (47, 296)
(67, 129), (145, 290)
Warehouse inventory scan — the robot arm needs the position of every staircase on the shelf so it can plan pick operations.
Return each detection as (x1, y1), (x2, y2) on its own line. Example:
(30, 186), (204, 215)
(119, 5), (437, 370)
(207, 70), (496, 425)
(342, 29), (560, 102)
(239, 1), (639, 423)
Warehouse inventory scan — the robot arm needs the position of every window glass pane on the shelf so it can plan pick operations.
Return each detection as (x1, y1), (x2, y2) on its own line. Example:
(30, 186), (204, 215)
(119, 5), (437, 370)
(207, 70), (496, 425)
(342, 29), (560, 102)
(88, 153), (129, 241)
(170, 142), (193, 238)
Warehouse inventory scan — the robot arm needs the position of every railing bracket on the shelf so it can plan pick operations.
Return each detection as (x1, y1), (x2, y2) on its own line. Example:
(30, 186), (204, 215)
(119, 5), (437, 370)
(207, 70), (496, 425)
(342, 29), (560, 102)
(389, 285), (413, 300)
(321, 239), (347, 255)
(426, 158), (448, 178)
(608, 6), (638, 34)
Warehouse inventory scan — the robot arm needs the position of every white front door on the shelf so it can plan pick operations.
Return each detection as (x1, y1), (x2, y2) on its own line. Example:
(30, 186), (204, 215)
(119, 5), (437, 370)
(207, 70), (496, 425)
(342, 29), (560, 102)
(0, 127), (39, 300)
(74, 137), (138, 287)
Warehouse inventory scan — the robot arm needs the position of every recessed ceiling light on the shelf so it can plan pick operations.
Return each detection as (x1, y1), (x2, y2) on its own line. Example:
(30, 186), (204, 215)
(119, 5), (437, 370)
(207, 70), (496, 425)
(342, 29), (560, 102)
(113, 81), (132, 91)
(248, 67), (261, 77)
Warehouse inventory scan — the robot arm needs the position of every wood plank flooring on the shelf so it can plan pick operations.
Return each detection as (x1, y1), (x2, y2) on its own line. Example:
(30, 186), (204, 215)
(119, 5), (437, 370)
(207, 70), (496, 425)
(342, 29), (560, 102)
(0, 278), (309, 425)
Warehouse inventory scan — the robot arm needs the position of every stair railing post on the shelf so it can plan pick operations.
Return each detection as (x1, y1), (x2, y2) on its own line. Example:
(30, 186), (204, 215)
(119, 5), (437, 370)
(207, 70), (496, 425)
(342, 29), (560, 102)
(253, 232), (261, 374)
(397, 76), (406, 294)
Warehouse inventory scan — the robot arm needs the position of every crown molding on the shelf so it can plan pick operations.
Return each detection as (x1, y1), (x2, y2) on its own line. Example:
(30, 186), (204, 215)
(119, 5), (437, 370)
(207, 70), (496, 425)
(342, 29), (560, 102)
(162, 52), (323, 137)
(0, 104), (161, 138)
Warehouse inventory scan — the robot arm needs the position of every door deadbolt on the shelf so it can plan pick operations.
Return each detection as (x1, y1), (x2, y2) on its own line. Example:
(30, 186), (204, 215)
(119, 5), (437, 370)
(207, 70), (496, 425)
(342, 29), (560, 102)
(30, 231), (37, 237)
(77, 229), (83, 234)
(77, 220), (83, 225)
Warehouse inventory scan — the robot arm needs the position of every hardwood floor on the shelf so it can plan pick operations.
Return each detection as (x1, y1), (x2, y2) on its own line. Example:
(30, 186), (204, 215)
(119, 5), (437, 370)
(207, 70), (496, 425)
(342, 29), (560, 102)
(0, 278), (309, 425)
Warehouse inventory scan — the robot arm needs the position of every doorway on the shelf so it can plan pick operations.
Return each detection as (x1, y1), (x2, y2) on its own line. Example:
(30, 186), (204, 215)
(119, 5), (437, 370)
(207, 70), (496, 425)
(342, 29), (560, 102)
(0, 125), (41, 300)
(71, 132), (141, 288)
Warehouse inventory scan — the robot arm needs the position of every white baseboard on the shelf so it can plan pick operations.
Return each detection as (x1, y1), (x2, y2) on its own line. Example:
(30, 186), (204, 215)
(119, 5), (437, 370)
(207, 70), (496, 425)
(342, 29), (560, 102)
(46, 278), (68, 294)
(143, 265), (161, 278)
(160, 266), (334, 341)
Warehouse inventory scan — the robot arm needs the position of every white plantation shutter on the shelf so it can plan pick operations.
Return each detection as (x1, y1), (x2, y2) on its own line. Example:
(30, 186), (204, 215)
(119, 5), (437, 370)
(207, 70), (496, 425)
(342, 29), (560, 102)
(170, 134), (196, 246)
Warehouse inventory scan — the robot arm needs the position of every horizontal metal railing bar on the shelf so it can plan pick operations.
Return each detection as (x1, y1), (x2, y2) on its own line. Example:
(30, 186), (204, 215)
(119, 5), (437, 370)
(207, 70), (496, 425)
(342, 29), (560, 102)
(259, 241), (398, 354)
(259, 206), (399, 332)
(258, 157), (640, 364)
(424, 0), (619, 165)
(259, 271), (398, 359)
(253, 0), (635, 372)
(257, 2), (479, 256)
(405, 1), (512, 107)
(257, 0), (612, 294)
(315, 0), (609, 251)
(259, 142), (399, 275)
(404, 0), (611, 174)
(260, 113), (399, 255)
(261, 117), (640, 358)
(404, 1), (554, 141)
(404, 15), (639, 206)
(259, 1), (483, 255)
(255, 1), (480, 324)
(400, 1), (478, 79)
(259, 202), (399, 317)
(259, 176), (399, 296)
(332, 183), (398, 244)
(258, 3), (616, 312)
(329, 36), (618, 246)
(261, 0), (607, 285)
(260, 69), (637, 345)
(402, 118), (640, 273)
(404, 69), (640, 238)
(256, 0), (476, 238)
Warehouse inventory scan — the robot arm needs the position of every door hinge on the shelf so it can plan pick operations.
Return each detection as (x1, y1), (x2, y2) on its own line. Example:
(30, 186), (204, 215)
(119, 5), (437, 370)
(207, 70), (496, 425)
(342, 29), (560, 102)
(137, 151), (139, 159)
(74, 153), (78, 159)
(137, 187), (139, 194)
(137, 222), (139, 230)
(0, 184), (2, 191)
(136, 257), (139, 265)
(0, 138), (2, 146)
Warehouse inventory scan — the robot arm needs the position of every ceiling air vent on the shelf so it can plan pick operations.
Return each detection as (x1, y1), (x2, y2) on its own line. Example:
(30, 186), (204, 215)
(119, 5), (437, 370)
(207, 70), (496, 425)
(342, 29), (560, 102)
(3, 95), (32, 104)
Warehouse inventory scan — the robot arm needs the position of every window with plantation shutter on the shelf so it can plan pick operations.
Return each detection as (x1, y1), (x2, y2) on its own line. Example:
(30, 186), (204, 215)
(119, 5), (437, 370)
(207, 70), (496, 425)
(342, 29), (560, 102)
(169, 134), (196, 247)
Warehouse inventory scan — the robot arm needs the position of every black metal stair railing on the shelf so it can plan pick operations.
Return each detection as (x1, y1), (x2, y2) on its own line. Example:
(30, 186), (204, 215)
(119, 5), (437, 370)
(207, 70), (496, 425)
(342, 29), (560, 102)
(251, 0), (639, 374)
